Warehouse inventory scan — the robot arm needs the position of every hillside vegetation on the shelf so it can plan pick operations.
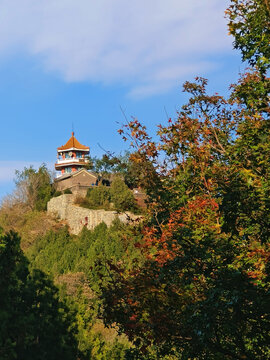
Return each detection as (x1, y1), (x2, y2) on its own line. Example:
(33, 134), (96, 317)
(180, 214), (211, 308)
(0, 164), (146, 359)
(0, 165), (63, 249)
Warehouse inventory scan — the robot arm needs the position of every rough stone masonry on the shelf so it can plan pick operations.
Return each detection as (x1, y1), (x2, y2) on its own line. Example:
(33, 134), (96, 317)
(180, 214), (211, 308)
(47, 194), (142, 235)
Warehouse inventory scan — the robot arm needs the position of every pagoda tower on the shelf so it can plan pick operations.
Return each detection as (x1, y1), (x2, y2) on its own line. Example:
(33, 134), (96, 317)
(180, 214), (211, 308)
(55, 132), (90, 175)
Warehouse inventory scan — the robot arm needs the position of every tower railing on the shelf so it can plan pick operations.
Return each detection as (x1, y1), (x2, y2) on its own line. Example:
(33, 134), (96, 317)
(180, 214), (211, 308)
(56, 158), (89, 164)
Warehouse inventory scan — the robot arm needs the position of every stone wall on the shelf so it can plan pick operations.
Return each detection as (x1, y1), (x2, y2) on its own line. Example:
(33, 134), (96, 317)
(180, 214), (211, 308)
(47, 194), (142, 235)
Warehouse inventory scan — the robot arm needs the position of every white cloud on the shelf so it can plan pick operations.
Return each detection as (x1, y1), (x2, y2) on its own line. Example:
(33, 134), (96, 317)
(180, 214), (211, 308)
(0, 0), (231, 96)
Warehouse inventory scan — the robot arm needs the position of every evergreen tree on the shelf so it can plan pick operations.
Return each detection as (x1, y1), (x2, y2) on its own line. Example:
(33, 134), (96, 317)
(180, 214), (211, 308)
(0, 230), (79, 360)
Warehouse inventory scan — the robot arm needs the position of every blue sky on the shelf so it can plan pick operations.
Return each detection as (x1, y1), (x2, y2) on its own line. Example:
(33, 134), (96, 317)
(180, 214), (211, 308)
(0, 0), (243, 201)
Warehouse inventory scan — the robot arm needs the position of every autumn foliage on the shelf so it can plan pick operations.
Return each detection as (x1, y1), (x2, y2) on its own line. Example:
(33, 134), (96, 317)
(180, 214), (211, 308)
(102, 72), (270, 358)
(100, 2), (270, 357)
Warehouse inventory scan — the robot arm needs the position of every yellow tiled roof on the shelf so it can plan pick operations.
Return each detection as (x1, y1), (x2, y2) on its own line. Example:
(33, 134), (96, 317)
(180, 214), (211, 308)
(58, 132), (89, 151)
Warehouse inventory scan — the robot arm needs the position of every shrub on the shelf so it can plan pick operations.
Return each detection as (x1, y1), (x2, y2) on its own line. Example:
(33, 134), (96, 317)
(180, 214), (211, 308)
(86, 186), (111, 209)
(53, 190), (62, 197)
(110, 177), (137, 212)
(64, 188), (72, 194)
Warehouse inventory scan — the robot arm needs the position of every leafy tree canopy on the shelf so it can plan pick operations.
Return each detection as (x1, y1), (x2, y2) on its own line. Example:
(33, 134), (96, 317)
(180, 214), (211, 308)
(226, 0), (270, 73)
(100, 75), (270, 358)
(89, 151), (149, 189)
(14, 164), (54, 211)
(78, 177), (139, 213)
(99, 1), (270, 358)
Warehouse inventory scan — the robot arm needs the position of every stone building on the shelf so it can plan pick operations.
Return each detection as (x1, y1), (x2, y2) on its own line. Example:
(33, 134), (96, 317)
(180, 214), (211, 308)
(54, 168), (98, 196)
(54, 132), (98, 196)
